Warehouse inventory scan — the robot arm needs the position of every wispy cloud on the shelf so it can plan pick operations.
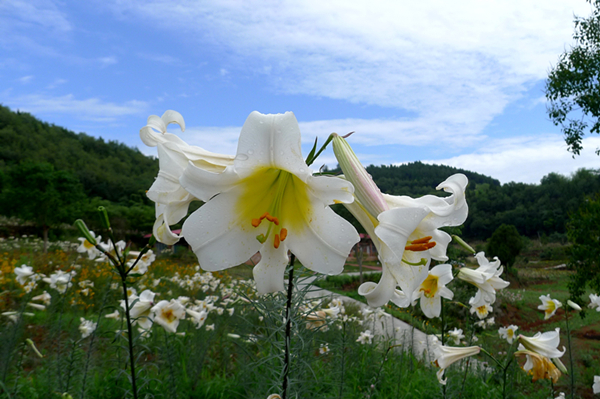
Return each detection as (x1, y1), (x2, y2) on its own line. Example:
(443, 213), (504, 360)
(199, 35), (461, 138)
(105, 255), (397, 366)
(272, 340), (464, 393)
(422, 135), (600, 184)
(18, 75), (34, 84)
(46, 78), (67, 89)
(98, 56), (118, 67)
(136, 53), (182, 65)
(2, 93), (148, 122)
(0, 0), (72, 33)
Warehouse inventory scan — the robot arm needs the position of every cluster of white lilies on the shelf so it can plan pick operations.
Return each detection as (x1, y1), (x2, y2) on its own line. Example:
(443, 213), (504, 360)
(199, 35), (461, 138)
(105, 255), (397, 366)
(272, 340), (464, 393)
(139, 110), (600, 393)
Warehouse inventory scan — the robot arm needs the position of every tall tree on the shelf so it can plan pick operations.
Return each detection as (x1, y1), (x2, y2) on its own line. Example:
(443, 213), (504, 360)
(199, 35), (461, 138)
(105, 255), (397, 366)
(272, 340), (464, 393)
(546, 0), (600, 155)
(0, 162), (86, 252)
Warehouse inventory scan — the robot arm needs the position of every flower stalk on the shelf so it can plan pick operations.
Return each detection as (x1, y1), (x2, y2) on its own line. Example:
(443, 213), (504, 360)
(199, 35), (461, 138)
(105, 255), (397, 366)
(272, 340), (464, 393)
(281, 255), (296, 399)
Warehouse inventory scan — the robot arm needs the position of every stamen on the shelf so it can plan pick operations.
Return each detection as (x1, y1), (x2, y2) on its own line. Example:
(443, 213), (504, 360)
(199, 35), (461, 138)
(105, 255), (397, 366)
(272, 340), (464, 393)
(251, 218), (261, 227)
(265, 214), (280, 225)
(279, 228), (288, 241)
(256, 234), (266, 244)
(274, 234), (280, 249)
(405, 242), (436, 252)
(411, 236), (433, 245)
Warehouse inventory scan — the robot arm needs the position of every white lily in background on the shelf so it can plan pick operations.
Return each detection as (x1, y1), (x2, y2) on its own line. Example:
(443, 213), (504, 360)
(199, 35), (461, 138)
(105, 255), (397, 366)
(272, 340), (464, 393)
(469, 297), (493, 319)
(43, 270), (75, 294)
(32, 291), (51, 306)
(514, 347), (562, 383)
(185, 308), (208, 329)
(433, 344), (481, 385)
(593, 375), (600, 393)
(14, 264), (34, 286)
(498, 325), (518, 344)
(180, 112), (359, 294)
(538, 294), (562, 320)
(413, 264), (454, 318)
(151, 299), (186, 333)
(140, 110), (235, 245)
(457, 252), (509, 305)
(121, 289), (155, 330)
(518, 328), (566, 359)
(332, 134), (468, 307)
(105, 310), (120, 320)
(588, 293), (600, 311)
(448, 328), (465, 345)
(356, 330), (374, 344)
(77, 231), (101, 260)
(79, 317), (97, 339)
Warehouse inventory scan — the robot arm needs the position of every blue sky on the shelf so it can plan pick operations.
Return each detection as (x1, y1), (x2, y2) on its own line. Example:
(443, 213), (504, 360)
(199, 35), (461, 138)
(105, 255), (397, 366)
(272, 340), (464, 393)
(2, 0), (600, 184)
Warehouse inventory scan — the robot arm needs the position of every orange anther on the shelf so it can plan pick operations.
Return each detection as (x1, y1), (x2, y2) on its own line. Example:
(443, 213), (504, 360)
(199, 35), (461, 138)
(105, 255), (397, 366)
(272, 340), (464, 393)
(274, 234), (280, 249)
(260, 212), (269, 220)
(411, 236), (433, 245)
(251, 219), (261, 227)
(279, 228), (288, 241)
(405, 241), (436, 252)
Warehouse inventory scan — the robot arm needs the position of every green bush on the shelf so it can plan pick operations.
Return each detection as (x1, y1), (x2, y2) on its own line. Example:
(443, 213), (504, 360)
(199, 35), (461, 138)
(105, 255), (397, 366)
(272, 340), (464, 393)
(486, 224), (523, 268)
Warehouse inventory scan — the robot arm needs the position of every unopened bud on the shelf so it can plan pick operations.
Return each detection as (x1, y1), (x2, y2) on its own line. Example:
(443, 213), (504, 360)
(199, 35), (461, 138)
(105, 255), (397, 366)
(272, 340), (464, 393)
(567, 300), (581, 312)
(97, 206), (111, 229)
(452, 235), (475, 254)
(74, 220), (96, 246)
(26, 339), (44, 358)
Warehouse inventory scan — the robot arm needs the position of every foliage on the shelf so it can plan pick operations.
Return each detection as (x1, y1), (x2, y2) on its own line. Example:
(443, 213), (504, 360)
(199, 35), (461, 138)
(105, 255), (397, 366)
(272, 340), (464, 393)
(0, 161), (86, 250)
(546, 0), (600, 155)
(567, 194), (600, 303)
(486, 224), (523, 269)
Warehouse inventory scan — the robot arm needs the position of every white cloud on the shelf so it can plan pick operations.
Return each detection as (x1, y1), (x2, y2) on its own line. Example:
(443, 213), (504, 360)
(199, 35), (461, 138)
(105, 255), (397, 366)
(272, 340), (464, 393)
(423, 135), (600, 184)
(103, 0), (592, 155)
(136, 53), (181, 65)
(0, 0), (72, 33)
(46, 78), (67, 89)
(18, 75), (33, 84)
(99, 56), (118, 67)
(2, 93), (148, 121)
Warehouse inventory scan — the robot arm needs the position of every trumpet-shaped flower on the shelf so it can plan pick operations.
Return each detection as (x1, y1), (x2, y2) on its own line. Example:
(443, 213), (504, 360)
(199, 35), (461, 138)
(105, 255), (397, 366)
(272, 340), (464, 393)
(538, 294), (562, 320)
(140, 110), (235, 245)
(185, 308), (208, 329)
(593, 375), (600, 393)
(433, 344), (481, 385)
(180, 112), (359, 294)
(332, 134), (468, 307)
(589, 293), (600, 311)
(121, 289), (156, 330)
(518, 328), (565, 359)
(457, 252), (509, 305)
(14, 264), (34, 286)
(448, 328), (465, 345)
(151, 299), (185, 333)
(498, 325), (518, 344)
(79, 317), (97, 339)
(32, 291), (52, 306)
(77, 231), (101, 259)
(469, 296), (493, 320)
(413, 264), (454, 318)
(514, 348), (561, 383)
(356, 330), (374, 344)
(43, 270), (75, 294)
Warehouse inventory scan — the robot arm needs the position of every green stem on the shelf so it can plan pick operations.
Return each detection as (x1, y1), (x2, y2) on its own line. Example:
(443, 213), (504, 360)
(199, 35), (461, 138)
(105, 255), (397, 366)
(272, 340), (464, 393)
(281, 255), (296, 399)
(120, 276), (138, 399)
(565, 309), (575, 399)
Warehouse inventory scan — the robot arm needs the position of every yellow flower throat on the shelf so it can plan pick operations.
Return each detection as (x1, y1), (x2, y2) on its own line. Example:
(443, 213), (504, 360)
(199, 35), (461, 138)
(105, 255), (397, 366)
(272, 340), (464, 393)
(237, 167), (312, 249)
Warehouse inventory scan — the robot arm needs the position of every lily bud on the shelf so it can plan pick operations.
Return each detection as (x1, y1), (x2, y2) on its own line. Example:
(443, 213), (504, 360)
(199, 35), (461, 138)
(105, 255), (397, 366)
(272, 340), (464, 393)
(26, 339), (44, 358)
(74, 220), (97, 246)
(97, 206), (111, 229)
(332, 134), (388, 217)
(452, 235), (475, 254)
(567, 300), (581, 312)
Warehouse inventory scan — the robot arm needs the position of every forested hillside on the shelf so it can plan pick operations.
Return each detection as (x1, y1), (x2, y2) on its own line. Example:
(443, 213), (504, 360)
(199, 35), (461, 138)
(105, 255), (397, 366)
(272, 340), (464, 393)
(0, 104), (598, 242)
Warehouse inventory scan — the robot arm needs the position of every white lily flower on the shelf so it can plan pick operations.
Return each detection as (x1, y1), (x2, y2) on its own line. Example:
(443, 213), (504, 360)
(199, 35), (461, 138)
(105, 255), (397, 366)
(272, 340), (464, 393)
(518, 328), (566, 359)
(332, 134), (467, 307)
(32, 291), (52, 306)
(538, 294), (562, 320)
(180, 112), (359, 294)
(140, 110), (235, 245)
(514, 347), (561, 383)
(593, 375), (600, 393)
(589, 293), (600, 311)
(458, 252), (509, 305)
(433, 344), (481, 385)
(151, 299), (185, 333)
(185, 308), (208, 329)
(79, 317), (97, 339)
(469, 298), (493, 320)
(27, 303), (45, 311)
(448, 328), (465, 345)
(14, 264), (34, 286)
(105, 310), (120, 320)
(356, 330), (374, 344)
(413, 264), (454, 318)
(498, 325), (518, 344)
(43, 270), (75, 294)
(122, 289), (156, 330)
(77, 231), (101, 260)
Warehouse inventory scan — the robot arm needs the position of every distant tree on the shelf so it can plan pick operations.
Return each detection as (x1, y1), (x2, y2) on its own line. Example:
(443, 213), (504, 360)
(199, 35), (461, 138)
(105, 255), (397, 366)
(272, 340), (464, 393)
(0, 161), (86, 252)
(566, 194), (600, 305)
(486, 224), (523, 269)
(546, 0), (600, 155)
